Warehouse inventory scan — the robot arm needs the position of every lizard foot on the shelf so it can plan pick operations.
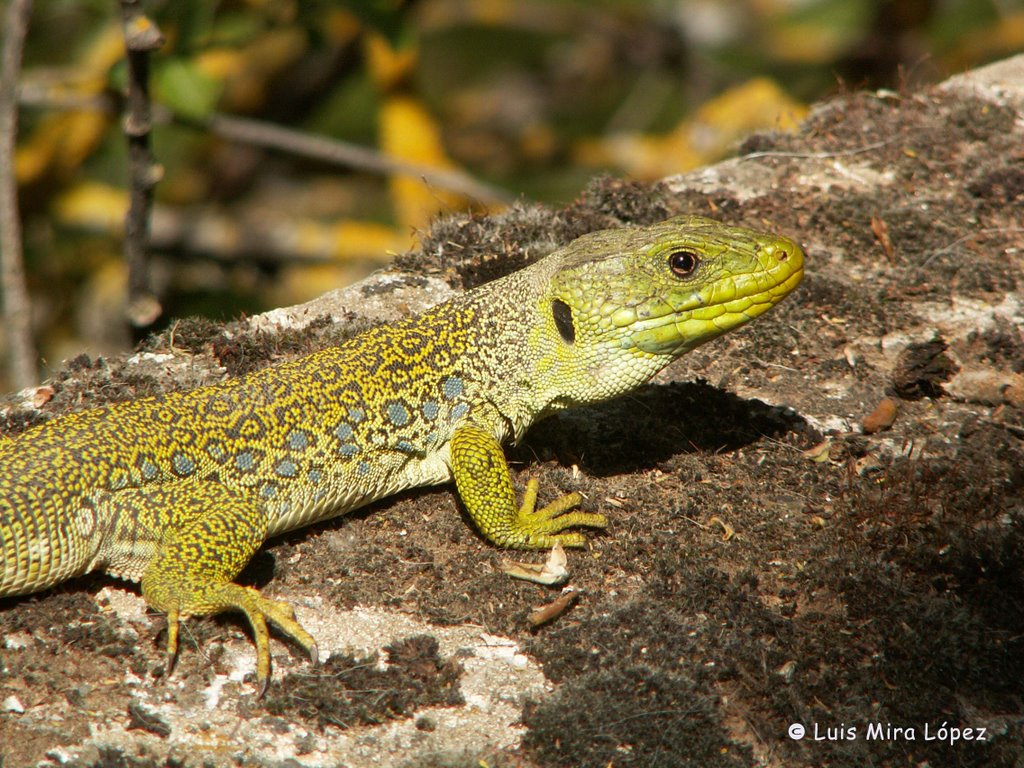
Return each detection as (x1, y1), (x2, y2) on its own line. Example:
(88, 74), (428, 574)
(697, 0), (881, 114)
(515, 478), (608, 548)
(159, 582), (318, 698)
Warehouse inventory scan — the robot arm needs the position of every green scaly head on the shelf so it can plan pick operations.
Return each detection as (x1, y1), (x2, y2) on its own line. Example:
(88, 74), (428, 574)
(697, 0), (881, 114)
(528, 215), (805, 408)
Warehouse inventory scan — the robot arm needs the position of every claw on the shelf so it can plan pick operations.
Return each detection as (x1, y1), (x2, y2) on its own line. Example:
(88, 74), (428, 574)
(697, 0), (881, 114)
(257, 673), (271, 700)
(165, 608), (180, 678)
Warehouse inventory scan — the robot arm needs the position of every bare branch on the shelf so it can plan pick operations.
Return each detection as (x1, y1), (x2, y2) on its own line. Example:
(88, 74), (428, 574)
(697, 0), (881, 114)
(200, 112), (516, 206)
(0, 0), (37, 389)
(118, 0), (165, 330)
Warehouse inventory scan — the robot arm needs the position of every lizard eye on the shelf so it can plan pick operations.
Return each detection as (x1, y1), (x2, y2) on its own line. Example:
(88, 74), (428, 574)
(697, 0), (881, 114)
(667, 250), (700, 278)
(669, 250), (700, 278)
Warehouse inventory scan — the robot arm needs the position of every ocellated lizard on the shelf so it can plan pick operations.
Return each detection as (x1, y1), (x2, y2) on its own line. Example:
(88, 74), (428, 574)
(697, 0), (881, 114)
(0, 215), (804, 693)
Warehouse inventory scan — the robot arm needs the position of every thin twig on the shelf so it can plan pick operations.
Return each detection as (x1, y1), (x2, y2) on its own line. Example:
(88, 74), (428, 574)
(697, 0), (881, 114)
(921, 226), (1024, 266)
(739, 139), (895, 161)
(0, 0), (37, 389)
(198, 112), (516, 205)
(118, 0), (165, 331)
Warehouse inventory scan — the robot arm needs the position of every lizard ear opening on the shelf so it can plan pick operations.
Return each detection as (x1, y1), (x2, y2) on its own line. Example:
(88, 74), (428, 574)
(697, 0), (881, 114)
(552, 299), (576, 344)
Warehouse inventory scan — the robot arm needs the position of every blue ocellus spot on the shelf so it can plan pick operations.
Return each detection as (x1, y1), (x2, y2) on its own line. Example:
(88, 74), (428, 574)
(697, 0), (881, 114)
(261, 483), (277, 499)
(421, 401), (439, 420)
(171, 453), (196, 477)
(287, 430), (310, 450)
(275, 459), (298, 478)
(235, 451), (256, 473)
(450, 403), (469, 421)
(340, 443), (360, 458)
(386, 402), (410, 426)
(205, 442), (227, 463)
(396, 440), (416, 454)
(335, 423), (354, 441)
(348, 407), (365, 423)
(357, 461), (371, 476)
(308, 469), (322, 484)
(139, 458), (159, 481)
(442, 376), (464, 400)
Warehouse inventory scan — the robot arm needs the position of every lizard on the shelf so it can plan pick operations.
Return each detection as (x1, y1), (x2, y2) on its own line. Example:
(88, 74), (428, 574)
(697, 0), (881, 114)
(0, 214), (804, 694)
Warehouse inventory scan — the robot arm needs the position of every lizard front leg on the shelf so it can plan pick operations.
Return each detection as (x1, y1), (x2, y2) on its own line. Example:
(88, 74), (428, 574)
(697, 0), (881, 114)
(449, 422), (607, 549)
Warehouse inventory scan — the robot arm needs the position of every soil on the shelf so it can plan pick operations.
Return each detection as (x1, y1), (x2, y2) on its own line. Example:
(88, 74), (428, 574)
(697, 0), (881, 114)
(1, 58), (1023, 767)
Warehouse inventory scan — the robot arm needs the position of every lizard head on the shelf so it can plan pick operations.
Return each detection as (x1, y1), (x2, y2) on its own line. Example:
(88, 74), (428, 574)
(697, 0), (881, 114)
(531, 215), (805, 404)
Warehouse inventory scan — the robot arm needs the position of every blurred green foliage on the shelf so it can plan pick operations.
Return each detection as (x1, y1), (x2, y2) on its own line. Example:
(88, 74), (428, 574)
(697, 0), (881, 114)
(5, 0), (1022, 386)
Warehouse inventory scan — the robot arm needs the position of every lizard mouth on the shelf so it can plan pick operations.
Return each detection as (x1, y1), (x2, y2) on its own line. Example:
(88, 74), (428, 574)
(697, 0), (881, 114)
(627, 239), (805, 356)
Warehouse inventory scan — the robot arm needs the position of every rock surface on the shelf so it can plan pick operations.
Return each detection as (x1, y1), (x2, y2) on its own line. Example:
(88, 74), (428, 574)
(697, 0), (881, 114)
(2, 55), (1023, 768)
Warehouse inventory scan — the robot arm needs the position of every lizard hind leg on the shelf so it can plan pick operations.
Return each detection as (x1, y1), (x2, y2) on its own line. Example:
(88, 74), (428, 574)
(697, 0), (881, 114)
(113, 482), (317, 695)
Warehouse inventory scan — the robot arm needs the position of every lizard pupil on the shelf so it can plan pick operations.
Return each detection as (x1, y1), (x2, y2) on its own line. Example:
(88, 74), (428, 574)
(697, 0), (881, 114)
(552, 299), (576, 344)
(669, 250), (700, 278)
